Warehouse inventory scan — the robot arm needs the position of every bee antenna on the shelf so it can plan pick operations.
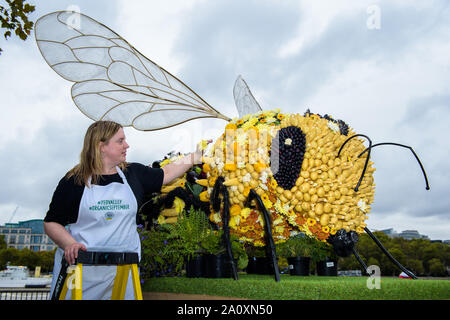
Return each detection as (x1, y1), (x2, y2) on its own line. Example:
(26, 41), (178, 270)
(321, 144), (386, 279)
(337, 134), (372, 192)
(357, 142), (430, 190)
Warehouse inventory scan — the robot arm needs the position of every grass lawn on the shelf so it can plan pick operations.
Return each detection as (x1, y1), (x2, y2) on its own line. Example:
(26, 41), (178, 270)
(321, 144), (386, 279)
(143, 274), (450, 300)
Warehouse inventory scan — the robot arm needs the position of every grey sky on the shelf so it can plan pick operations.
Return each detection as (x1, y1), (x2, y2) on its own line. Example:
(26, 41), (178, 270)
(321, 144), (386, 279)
(0, 0), (448, 240)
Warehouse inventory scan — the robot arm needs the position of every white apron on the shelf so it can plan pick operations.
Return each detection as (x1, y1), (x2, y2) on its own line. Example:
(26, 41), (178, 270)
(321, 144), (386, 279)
(50, 166), (140, 300)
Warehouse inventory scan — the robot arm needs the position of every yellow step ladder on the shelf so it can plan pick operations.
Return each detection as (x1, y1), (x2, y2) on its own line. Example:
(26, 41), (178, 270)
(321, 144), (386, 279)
(53, 251), (143, 300)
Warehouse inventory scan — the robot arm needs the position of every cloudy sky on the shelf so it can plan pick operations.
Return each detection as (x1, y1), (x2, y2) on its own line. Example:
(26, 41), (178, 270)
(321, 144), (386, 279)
(0, 0), (449, 240)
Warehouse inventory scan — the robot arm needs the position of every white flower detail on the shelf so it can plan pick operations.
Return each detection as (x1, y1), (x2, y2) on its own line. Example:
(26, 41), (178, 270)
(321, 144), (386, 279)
(259, 171), (268, 184)
(242, 173), (251, 183)
(327, 121), (340, 133)
(285, 138), (292, 146)
(358, 199), (369, 213)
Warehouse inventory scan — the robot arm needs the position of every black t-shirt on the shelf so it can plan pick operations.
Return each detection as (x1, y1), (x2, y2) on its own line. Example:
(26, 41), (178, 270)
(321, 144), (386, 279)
(44, 163), (164, 226)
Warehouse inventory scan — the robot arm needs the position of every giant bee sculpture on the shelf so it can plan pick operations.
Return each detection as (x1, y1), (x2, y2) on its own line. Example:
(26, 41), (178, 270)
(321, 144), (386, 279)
(35, 11), (429, 281)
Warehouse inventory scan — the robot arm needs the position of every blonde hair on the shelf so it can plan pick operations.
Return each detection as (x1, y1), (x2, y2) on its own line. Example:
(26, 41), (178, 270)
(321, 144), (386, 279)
(66, 121), (128, 186)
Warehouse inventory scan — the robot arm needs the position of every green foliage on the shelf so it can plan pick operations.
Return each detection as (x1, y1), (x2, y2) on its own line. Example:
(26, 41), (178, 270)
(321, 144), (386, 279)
(0, 235), (7, 249)
(0, 0), (35, 54)
(428, 258), (446, 276)
(0, 247), (55, 272)
(139, 208), (249, 279)
(200, 232), (224, 255)
(200, 230), (247, 263)
(230, 235), (248, 270)
(244, 243), (266, 258)
(139, 224), (185, 278)
(164, 207), (211, 258)
(276, 234), (316, 258)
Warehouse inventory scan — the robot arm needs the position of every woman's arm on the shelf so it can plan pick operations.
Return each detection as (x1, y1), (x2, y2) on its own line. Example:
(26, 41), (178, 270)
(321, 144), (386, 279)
(162, 140), (210, 185)
(44, 222), (86, 265)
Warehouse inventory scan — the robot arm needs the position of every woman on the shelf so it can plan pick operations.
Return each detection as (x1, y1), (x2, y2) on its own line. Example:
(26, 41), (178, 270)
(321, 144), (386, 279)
(45, 120), (202, 299)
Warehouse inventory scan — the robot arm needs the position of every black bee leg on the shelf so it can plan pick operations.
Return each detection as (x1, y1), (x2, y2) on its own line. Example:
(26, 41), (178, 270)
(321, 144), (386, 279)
(246, 189), (281, 282)
(212, 177), (238, 280)
(351, 248), (370, 275)
(364, 227), (418, 279)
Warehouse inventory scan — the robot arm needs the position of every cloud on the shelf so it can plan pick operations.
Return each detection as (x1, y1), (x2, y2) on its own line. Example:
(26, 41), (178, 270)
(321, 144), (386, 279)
(0, 116), (91, 223)
(0, 0), (449, 240)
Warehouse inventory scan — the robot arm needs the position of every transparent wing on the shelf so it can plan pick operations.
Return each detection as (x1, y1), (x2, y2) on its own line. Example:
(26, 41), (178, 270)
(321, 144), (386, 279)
(35, 11), (230, 130)
(233, 75), (262, 118)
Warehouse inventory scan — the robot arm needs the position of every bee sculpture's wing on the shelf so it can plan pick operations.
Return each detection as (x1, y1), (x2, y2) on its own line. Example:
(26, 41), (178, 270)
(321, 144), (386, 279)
(34, 11), (231, 131)
(233, 75), (262, 118)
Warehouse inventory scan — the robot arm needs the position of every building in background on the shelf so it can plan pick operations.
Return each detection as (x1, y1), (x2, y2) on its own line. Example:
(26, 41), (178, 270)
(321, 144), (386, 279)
(398, 230), (430, 241)
(378, 228), (431, 240)
(0, 219), (56, 251)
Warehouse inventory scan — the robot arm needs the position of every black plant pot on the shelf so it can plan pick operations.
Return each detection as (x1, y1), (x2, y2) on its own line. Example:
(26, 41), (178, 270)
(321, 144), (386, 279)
(316, 258), (338, 276)
(287, 257), (310, 276)
(246, 257), (274, 275)
(204, 254), (229, 278)
(185, 255), (204, 278)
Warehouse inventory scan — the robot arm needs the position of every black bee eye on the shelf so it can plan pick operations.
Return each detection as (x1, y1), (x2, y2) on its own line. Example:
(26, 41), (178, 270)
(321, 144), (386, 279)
(270, 126), (306, 190)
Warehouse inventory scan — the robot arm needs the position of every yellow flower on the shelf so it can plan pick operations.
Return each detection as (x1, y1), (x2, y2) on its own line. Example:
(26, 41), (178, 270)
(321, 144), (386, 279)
(276, 113), (285, 120)
(236, 119), (244, 125)
(209, 212), (221, 223)
(199, 191), (209, 202)
(261, 193), (269, 202)
(274, 199), (284, 213)
(241, 117), (258, 130)
(263, 111), (275, 118)
(230, 204), (241, 216)
(322, 226), (330, 233)
(225, 123), (237, 130)
(242, 114), (251, 122)
(174, 197), (185, 214)
(160, 159), (171, 167)
(230, 215), (240, 228)
(240, 208), (251, 219)
(240, 226), (249, 233)
(197, 139), (210, 151)
(263, 199), (273, 209)
(307, 218), (316, 226)
(270, 179), (278, 189)
(330, 227), (337, 235)
(202, 163), (211, 173)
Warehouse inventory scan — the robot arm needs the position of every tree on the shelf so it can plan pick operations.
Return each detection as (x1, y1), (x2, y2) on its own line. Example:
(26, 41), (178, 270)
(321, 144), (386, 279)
(428, 258), (446, 277)
(0, 0), (35, 55)
(0, 247), (20, 268)
(406, 258), (424, 276)
(0, 235), (6, 249)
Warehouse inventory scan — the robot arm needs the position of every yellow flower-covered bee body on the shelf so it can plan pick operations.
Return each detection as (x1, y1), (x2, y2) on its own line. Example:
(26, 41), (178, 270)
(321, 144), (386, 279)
(201, 110), (376, 245)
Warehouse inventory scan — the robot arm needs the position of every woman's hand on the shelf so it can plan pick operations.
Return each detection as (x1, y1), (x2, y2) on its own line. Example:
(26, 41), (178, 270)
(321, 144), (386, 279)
(192, 139), (212, 164)
(64, 242), (87, 265)
(44, 222), (88, 265)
